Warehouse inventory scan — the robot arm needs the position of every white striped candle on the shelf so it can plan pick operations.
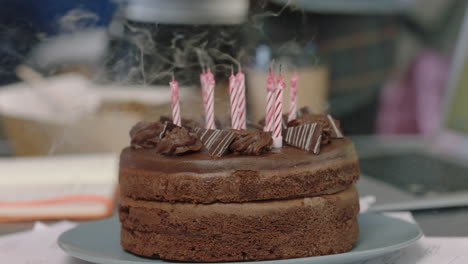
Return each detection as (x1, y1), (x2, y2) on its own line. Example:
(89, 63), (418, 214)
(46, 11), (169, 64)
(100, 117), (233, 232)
(264, 69), (275, 132)
(228, 68), (240, 129)
(200, 69), (208, 118)
(288, 73), (299, 122)
(204, 69), (216, 129)
(235, 70), (247, 130)
(273, 72), (285, 148)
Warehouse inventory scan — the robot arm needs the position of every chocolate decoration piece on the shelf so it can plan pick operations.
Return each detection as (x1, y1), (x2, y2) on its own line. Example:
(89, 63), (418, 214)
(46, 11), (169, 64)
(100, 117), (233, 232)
(129, 121), (201, 155)
(229, 130), (272, 155)
(155, 126), (202, 155)
(195, 128), (236, 158)
(284, 123), (323, 154)
(287, 113), (343, 144)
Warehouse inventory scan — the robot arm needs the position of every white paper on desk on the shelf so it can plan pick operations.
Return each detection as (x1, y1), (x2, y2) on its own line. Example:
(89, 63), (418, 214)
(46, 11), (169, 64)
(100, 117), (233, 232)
(0, 221), (90, 264)
(384, 211), (416, 223)
(359, 195), (376, 213)
(357, 237), (468, 264)
(0, 154), (118, 219)
(32, 221), (49, 231)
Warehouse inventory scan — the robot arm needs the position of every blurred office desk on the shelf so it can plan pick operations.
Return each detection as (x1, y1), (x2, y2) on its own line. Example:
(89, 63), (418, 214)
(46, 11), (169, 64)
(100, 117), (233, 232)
(413, 207), (468, 236)
(0, 221), (37, 236)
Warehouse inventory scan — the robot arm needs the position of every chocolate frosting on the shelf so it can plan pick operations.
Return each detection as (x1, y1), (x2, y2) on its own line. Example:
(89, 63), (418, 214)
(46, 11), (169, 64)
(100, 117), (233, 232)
(229, 130), (272, 155)
(121, 137), (357, 174)
(119, 138), (360, 204)
(287, 114), (342, 144)
(156, 126), (202, 155)
(130, 121), (165, 149)
(130, 121), (202, 155)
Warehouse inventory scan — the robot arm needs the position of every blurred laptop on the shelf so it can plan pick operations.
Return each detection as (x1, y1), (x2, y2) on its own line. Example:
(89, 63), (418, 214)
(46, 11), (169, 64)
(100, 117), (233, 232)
(355, 7), (468, 212)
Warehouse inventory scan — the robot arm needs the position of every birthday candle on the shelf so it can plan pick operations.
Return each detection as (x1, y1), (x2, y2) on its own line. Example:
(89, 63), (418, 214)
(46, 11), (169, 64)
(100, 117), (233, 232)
(228, 67), (240, 129)
(204, 69), (216, 129)
(265, 68), (275, 132)
(170, 74), (181, 126)
(200, 69), (208, 116)
(235, 70), (247, 130)
(273, 69), (285, 148)
(288, 73), (299, 122)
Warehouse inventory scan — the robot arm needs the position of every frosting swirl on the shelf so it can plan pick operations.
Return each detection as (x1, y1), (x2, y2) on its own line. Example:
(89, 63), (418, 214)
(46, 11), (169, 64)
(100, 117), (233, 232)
(229, 130), (273, 155)
(155, 126), (202, 155)
(130, 121), (165, 149)
(130, 121), (202, 155)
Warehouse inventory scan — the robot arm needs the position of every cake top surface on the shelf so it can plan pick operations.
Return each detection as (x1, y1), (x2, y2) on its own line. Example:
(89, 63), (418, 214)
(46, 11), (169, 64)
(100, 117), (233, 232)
(120, 137), (356, 174)
(119, 114), (360, 203)
(120, 112), (355, 173)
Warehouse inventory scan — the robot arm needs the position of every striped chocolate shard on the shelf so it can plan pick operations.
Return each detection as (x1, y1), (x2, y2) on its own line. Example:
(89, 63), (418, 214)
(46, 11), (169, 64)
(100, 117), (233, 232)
(284, 123), (323, 154)
(195, 128), (236, 158)
(327, 114), (344, 138)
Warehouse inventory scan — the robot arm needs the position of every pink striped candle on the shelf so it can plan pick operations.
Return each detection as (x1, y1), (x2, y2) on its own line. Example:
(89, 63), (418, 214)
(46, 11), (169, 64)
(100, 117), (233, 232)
(235, 70), (247, 130)
(200, 69), (207, 112)
(170, 74), (181, 126)
(273, 71), (285, 148)
(200, 69), (206, 95)
(204, 69), (216, 129)
(264, 68), (275, 132)
(228, 67), (240, 129)
(288, 73), (299, 122)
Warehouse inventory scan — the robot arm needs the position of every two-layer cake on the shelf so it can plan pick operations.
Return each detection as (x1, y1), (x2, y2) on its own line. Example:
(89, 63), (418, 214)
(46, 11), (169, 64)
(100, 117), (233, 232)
(118, 114), (360, 262)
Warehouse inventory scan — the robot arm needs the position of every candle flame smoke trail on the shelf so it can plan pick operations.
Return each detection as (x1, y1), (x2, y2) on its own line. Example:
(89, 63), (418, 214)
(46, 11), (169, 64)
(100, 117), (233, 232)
(0, 0), (323, 154)
(104, 0), (304, 86)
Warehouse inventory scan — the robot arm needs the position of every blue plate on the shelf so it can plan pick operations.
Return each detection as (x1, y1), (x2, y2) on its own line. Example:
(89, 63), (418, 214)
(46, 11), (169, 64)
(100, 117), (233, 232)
(58, 213), (422, 264)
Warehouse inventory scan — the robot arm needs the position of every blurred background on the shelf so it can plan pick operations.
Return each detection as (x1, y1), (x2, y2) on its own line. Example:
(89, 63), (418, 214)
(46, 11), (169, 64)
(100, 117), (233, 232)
(0, 0), (467, 239)
(0, 0), (467, 156)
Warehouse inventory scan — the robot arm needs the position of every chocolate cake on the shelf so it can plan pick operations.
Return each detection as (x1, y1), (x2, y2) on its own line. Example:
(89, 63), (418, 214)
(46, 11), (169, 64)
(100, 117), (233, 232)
(118, 114), (360, 262)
